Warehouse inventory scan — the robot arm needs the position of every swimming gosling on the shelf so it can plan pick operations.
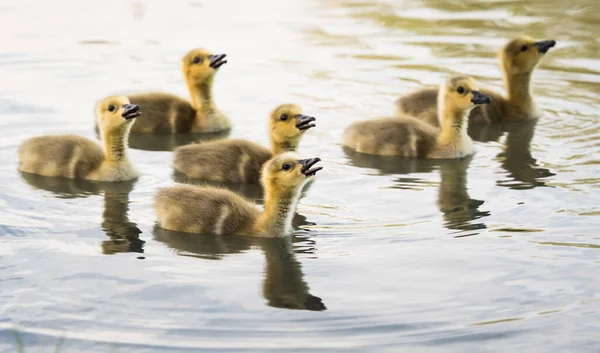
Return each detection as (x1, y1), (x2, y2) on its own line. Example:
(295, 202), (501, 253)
(396, 36), (556, 125)
(19, 96), (141, 181)
(126, 48), (229, 133)
(343, 76), (491, 159)
(173, 104), (316, 183)
(154, 152), (322, 237)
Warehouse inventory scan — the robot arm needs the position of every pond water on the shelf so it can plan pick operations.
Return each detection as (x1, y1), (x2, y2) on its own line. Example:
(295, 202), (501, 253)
(1, 0), (599, 352)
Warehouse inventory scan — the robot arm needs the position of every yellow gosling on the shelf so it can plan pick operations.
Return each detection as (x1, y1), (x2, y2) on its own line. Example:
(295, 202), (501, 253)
(19, 96), (140, 181)
(343, 76), (491, 159)
(396, 36), (556, 125)
(154, 152), (322, 237)
(126, 48), (230, 133)
(173, 104), (316, 183)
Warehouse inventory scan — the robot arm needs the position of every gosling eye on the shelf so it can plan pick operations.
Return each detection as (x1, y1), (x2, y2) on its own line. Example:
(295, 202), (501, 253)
(520, 45), (528, 52)
(457, 87), (465, 94)
(280, 114), (289, 121)
(282, 163), (292, 171)
(193, 57), (203, 64)
(108, 105), (116, 112)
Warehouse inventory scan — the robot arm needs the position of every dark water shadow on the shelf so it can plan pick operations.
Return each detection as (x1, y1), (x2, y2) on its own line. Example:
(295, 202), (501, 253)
(470, 119), (555, 189)
(468, 123), (506, 143)
(19, 173), (144, 254)
(343, 149), (489, 232)
(94, 126), (230, 152)
(497, 120), (555, 190)
(153, 228), (326, 311)
(128, 130), (230, 151)
(436, 157), (490, 232)
(343, 146), (438, 175)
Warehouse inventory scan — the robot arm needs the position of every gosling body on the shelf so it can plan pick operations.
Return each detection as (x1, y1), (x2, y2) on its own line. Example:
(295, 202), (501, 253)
(155, 152), (322, 237)
(125, 49), (229, 133)
(396, 37), (556, 125)
(173, 104), (316, 183)
(19, 96), (141, 182)
(343, 76), (491, 159)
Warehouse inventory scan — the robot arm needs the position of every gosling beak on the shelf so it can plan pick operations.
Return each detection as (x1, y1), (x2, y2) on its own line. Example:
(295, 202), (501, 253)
(471, 91), (491, 105)
(534, 40), (556, 54)
(122, 104), (141, 120)
(295, 114), (317, 131)
(298, 157), (322, 177)
(208, 54), (227, 69)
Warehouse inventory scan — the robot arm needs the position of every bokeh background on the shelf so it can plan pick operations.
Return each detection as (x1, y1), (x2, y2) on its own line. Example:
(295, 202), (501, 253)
(1, 0), (599, 352)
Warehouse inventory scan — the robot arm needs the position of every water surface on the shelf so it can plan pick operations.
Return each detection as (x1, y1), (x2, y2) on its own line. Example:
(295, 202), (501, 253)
(1, 0), (599, 352)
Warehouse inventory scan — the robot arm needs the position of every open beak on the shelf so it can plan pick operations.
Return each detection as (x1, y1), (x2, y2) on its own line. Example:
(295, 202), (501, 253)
(122, 104), (141, 120)
(298, 157), (322, 177)
(471, 91), (491, 105)
(295, 114), (317, 131)
(534, 40), (556, 54)
(209, 54), (227, 69)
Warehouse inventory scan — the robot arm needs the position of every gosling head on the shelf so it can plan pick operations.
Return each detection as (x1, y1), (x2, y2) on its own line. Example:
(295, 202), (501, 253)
(261, 152), (322, 193)
(500, 36), (556, 75)
(439, 76), (491, 119)
(269, 104), (316, 151)
(182, 48), (227, 84)
(95, 96), (141, 133)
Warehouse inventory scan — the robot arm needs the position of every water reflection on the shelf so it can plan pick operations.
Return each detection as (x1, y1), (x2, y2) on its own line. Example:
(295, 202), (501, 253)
(343, 149), (488, 231)
(343, 146), (437, 176)
(93, 126), (229, 152)
(436, 157), (489, 233)
(19, 173), (144, 254)
(497, 120), (555, 189)
(127, 130), (230, 152)
(99, 182), (144, 255)
(153, 229), (326, 311)
(470, 119), (555, 189)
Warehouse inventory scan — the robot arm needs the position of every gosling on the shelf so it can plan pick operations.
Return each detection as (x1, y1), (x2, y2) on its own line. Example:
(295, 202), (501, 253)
(343, 76), (491, 159)
(173, 104), (316, 183)
(396, 36), (556, 125)
(125, 48), (229, 133)
(154, 152), (322, 237)
(19, 96), (141, 181)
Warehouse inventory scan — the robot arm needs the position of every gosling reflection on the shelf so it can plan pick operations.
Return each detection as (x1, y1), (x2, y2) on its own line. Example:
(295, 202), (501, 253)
(436, 157), (489, 231)
(128, 130), (230, 151)
(153, 229), (326, 311)
(95, 126), (230, 152)
(261, 238), (325, 311)
(99, 182), (144, 254)
(343, 150), (489, 231)
(499, 120), (555, 189)
(343, 146), (437, 175)
(19, 173), (143, 254)
(470, 119), (554, 189)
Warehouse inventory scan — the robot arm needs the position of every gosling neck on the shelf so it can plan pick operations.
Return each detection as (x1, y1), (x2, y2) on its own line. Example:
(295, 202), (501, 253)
(101, 126), (131, 163)
(187, 75), (217, 114)
(270, 135), (302, 155)
(437, 106), (470, 146)
(504, 70), (534, 107)
(256, 184), (303, 236)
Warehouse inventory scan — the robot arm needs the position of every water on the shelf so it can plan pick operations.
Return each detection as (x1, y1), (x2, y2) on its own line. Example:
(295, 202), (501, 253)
(1, 0), (599, 351)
